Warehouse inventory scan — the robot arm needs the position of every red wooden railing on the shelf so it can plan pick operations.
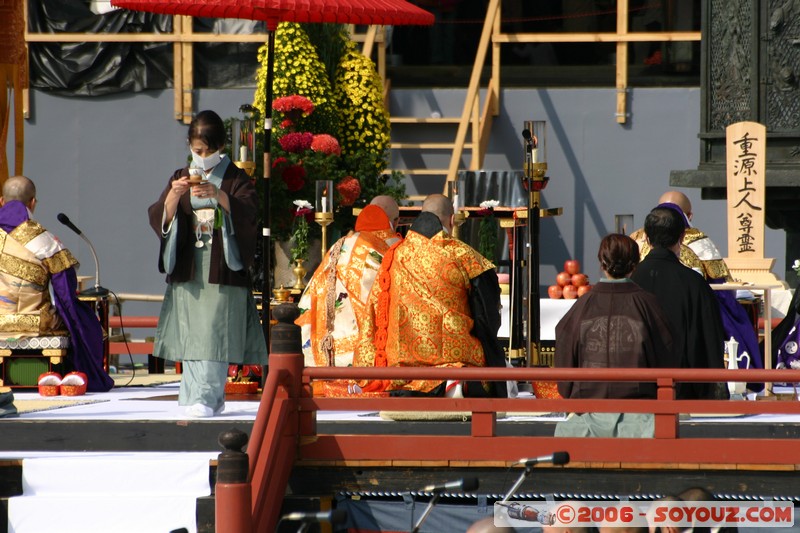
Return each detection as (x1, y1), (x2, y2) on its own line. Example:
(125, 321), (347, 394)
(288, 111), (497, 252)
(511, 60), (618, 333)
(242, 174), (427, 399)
(227, 352), (800, 533)
(107, 315), (158, 355)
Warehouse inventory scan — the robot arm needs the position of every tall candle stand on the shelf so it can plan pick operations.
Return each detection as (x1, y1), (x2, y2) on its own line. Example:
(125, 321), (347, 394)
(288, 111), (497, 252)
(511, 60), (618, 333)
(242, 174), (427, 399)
(315, 212), (333, 255)
(316, 180), (334, 255)
(523, 120), (548, 368)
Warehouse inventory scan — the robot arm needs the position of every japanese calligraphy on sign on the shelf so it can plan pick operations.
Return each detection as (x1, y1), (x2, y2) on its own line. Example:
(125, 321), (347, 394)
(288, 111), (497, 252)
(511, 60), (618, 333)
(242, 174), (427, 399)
(724, 121), (777, 284)
(730, 129), (763, 253)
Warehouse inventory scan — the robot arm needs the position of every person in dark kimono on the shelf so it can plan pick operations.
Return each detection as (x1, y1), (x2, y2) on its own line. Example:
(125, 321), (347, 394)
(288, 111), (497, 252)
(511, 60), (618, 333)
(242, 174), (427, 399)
(631, 191), (763, 393)
(148, 110), (266, 418)
(554, 233), (675, 438)
(631, 203), (727, 400)
(0, 176), (113, 392)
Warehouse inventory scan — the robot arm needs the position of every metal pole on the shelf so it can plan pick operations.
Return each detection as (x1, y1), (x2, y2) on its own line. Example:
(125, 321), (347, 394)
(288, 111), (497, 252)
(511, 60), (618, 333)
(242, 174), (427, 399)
(529, 189), (541, 367)
(523, 121), (547, 367)
(261, 27), (276, 353)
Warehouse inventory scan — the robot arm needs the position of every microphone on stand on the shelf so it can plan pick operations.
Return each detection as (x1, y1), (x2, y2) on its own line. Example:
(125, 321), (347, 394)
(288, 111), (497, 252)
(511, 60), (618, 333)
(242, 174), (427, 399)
(422, 477), (480, 493)
(412, 478), (480, 533)
(57, 213), (109, 297)
(501, 451), (570, 503)
(281, 509), (347, 523)
(516, 451), (570, 467)
(522, 129), (534, 165)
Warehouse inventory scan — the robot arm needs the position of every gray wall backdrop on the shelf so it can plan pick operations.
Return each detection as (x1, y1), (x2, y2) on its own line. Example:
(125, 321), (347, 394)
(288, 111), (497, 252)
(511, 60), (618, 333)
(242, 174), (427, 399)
(7, 87), (788, 317)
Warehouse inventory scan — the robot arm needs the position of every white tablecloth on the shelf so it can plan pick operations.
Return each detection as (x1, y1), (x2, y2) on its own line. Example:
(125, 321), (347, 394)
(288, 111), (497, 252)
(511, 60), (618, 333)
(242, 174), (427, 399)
(498, 297), (575, 340)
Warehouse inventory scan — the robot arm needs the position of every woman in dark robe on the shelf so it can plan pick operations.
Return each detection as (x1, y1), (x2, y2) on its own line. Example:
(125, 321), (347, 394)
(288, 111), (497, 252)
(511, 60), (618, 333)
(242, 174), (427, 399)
(554, 233), (677, 437)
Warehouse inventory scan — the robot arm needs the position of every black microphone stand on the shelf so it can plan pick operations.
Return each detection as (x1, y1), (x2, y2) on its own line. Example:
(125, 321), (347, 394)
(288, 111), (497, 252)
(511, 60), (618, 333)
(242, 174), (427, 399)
(57, 213), (109, 297)
(410, 478), (478, 533)
(500, 466), (534, 503)
(410, 491), (443, 533)
(77, 231), (109, 297)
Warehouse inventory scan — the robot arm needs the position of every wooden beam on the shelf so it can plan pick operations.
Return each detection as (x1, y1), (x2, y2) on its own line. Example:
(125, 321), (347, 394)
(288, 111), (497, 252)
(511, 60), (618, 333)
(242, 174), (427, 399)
(445, 0), (500, 185)
(616, 0), (629, 125)
(494, 31), (701, 44)
(469, 95), (480, 170)
(173, 15), (183, 122)
(0, 64), (9, 183)
(361, 25), (377, 60)
(13, 63), (23, 174)
(181, 16), (193, 124)
(24, 32), (270, 43)
(376, 26), (386, 84)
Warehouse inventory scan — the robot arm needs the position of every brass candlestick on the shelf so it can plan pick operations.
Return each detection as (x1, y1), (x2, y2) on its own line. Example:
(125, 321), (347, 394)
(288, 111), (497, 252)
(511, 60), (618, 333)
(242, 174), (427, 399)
(315, 211), (334, 255)
(233, 161), (256, 177)
(315, 180), (334, 255)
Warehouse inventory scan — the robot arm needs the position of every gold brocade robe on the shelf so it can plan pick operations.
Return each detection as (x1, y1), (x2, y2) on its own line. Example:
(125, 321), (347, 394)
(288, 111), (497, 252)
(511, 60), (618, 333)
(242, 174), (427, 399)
(0, 221), (77, 338)
(355, 230), (494, 393)
(295, 227), (400, 374)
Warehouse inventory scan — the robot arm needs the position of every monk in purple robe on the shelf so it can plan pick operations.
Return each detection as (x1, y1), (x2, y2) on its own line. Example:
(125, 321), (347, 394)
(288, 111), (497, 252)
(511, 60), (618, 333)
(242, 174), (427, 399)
(0, 176), (112, 392)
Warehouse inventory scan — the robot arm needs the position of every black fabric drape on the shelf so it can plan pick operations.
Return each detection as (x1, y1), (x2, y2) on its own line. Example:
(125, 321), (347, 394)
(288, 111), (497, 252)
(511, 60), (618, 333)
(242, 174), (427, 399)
(192, 18), (263, 89)
(460, 169), (527, 351)
(459, 169), (527, 273)
(28, 0), (172, 95)
(27, 0), (262, 95)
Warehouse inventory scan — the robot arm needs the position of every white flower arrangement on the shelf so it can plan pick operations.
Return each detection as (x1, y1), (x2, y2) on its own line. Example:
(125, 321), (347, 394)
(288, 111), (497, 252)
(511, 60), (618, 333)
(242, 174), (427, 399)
(290, 199), (313, 263)
(478, 199), (500, 263)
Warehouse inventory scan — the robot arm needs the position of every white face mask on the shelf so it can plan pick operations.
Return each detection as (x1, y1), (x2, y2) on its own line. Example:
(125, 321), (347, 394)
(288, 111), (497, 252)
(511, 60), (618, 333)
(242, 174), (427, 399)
(191, 150), (222, 171)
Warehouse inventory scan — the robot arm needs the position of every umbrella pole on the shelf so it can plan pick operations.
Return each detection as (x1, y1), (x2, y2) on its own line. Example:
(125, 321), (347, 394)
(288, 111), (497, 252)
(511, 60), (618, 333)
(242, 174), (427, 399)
(262, 28), (276, 354)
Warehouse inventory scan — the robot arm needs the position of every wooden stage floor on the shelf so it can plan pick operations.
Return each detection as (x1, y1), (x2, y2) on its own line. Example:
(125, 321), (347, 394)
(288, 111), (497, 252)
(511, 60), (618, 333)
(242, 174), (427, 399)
(4, 378), (800, 503)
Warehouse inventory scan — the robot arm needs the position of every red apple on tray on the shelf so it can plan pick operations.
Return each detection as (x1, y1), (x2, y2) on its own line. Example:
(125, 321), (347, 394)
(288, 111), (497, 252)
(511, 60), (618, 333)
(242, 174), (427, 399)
(562, 284), (578, 299)
(556, 271), (572, 287)
(577, 284), (592, 297)
(571, 273), (588, 287)
(564, 259), (581, 275)
(548, 284), (563, 299)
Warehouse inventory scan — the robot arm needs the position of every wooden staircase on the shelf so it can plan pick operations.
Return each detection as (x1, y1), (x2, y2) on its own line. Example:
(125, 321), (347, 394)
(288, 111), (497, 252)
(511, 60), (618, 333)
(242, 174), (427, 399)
(354, 0), (503, 202)
(353, 0), (703, 202)
(388, 115), (475, 201)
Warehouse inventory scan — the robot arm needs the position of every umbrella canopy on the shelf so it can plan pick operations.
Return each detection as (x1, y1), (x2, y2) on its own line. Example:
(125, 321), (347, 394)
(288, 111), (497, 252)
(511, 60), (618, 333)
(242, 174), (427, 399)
(110, 0), (434, 27)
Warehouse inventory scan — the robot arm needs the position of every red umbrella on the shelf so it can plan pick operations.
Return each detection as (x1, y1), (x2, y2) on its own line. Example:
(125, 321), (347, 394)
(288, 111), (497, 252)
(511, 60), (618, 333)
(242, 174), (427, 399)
(110, 0), (434, 26)
(111, 0), (433, 347)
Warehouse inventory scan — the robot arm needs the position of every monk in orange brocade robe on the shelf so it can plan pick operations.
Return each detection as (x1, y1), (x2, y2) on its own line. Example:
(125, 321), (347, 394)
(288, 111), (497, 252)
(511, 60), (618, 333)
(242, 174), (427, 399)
(355, 195), (506, 396)
(295, 197), (401, 396)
